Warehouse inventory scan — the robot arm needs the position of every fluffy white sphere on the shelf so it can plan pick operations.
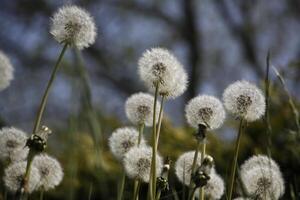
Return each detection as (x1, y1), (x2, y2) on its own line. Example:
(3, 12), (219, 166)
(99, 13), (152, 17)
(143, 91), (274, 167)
(125, 92), (160, 126)
(50, 5), (97, 49)
(109, 127), (145, 161)
(240, 155), (280, 175)
(4, 161), (41, 193)
(195, 172), (225, 200)
(240, 166), (285, 199)
(123, 146), (163, 183)
(0, 127), (29, 162)
(0, 50), (14, 91)
(138, 48), (187, 99)
(185, 95), (226, 130)
(32, 154), (64, 191)
(223, 81), (265, 121)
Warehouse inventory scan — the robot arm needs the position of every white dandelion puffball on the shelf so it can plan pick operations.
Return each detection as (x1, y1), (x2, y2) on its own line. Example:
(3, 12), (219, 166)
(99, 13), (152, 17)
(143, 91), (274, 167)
(0, 51), (14, 91)
(223, 81), (265, 121)
(175, 151), (203, 185)
(0, 127), (29, 162)
(240, 155), (280, 175)
(32, 154), (64, 191)
(185, 95), (226, 130)
(124, 146), (163, 183)
(195, 172), (225, 200)
(138, 48), (186, 96)
(109, 127), (145, 161)
(125, 92), (160, 126)
(241, 166), (285, 199)
(4, 161), (41, 193)
(50, 5), (97, 49)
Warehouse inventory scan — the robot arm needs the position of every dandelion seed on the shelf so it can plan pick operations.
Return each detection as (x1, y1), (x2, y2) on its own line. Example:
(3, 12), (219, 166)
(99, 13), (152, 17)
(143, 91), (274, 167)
(240, 155), (280, 175)
(185, 95), (226, 130)
(223, 81), (265, 121)
(32, 154), (63, 191)
(240, 165), (285, 199)
(0, 50), (14, 91)
(50, 5), (97, 49)
(0, 127), (29, 162)
(123, 146), (163, 183)
(109, 127), (145, 161)
(195, 172), (225, 200)
(125, 92), (160, 126)
(4, 161), (40, 193)
(138, 48), (186, 98)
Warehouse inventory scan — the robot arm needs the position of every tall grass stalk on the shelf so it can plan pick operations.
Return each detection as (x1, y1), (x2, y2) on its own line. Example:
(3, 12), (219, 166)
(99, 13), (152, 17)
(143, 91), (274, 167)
(228, 118), (244, 200)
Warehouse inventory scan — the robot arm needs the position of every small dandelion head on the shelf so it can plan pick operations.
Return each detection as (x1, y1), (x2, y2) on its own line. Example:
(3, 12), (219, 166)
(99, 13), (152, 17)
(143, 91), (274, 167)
(50, 5), (97, 49)
(175, 151), (203, 186)
(0, 50), (14, 91)
(109, 127), (145, 161)
(195, 172), (225, 200)
(4, 161), (41, 193)
(241, 166), (285, 199)
(125, 92), (161, 126)
(123, 146), (163, 183)
(185, 95), (226, 130)
(223, 81), (265, 121)
(240, 155), (280, 175)
(0, 127), (29, 162)
(138, 48), (185, 94)
(32, 154), (63, 191)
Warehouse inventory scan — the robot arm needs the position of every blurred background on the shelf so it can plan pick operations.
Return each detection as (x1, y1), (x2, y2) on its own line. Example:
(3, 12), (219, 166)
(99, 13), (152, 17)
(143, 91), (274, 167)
(0, 0), (300, 199)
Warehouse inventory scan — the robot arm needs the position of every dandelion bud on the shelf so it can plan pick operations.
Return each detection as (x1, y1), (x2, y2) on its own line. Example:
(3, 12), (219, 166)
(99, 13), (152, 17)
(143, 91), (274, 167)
(223, 81), (265, 121)
(109, 127), (145, 161)
(32, 154), (63, 191)
(0, 127), (29, 162)
(125, 92), (160, 126)
(185, 95), (226, 130)
(4, 161), (40, 193)
(50, 5), (97, 49)
(26, 126), (52, 153)
(0, 50), (14, 91)
(123, 146), (163, 183)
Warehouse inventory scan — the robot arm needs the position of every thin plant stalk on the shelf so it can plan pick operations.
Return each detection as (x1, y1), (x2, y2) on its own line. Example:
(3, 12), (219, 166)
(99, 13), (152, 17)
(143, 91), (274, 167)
(149, 82), (159, 200)
(133, 181), (141, 200)
(199, 142), (206, 200)
(155, 96), (165, 150)
(138, 124), (145, 146)
(187, 140), (201, 200)
(228, 118), (244, 200)
(118, 172), (126, 200)
(39, 189), (44, 200)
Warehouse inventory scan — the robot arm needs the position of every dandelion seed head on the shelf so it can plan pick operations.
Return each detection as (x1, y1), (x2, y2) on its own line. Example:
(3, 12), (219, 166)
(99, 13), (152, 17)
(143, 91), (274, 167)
(0, 127), (29, 162)
(125, 93), (160, 126)
(0, 51), (14, 91)
(240, 155), (280, 175)
(175, 151), (203, 185)
(223, 81), (265, 121)
(32, 154), (63, 191)
(138, 48), (185, 96)
(50, 5), (97, 49)
(195, 172), (225, 200)
(124, 146), (163, 182)
(185, 95), (226, 130)
(109, 127), (145, 161)
(241, 166), (285, 199)
(4, 161), (40, 193)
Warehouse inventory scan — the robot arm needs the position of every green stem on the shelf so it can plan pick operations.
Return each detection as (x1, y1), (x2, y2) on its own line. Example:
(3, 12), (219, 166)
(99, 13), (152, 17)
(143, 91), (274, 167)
(32, 43), (68, 134)
(199, 142), (206, 200)
(118, 171), (126, 200)
(155, 96), (165, 150)
(39, 189), (44, 200)
(155, 190), (161, 200)
(228, 118), (244, 200)
(138, 124), (145, 146)
(133, 180), (141, 200)
(188, 140), (201, 200)
(149, 83), (159, 200)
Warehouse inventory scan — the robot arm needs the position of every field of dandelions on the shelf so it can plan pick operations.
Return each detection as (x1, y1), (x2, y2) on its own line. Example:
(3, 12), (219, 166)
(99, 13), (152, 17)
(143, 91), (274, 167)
(0, 4), (299, 200)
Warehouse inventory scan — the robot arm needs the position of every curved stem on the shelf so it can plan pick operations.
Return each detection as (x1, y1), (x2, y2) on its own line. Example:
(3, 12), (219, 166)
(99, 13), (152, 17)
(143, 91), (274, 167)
(155, 96), (165, 150)
(188, 140), (201, 200)
(133, 180), (141, 200)
(228, 118), (244, 200)
(118, 171), (126, 200)
(33, 43), (68, 134)
(199, 142), (206, 200)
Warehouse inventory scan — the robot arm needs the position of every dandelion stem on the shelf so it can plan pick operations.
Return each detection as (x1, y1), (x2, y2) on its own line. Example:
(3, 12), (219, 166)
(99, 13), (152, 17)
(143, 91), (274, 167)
(155, 96), (165, 150)
(32, 43), (68, 134)
(39, 189), (44, 200)
(133, 180), (141, 200)
(228, 118), (244, 200)
(138, 124), (145, 146)
(118, 171), (126, 200)
(148, 82), (159, 200)
(199, 142), (206, 200)
(188, 139), (201, 200)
